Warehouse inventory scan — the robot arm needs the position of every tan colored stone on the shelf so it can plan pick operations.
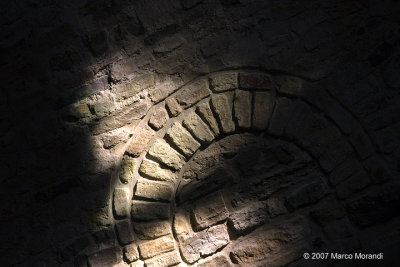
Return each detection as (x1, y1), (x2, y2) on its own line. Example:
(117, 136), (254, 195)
(166, 122), (201, 157)
(135, 179), (173, 201)
(196, 102), (220, 135)
(131, 200), (170, 221)
(113, 187), (130, 218)
(211, 94), (235, 134)
(198, 255), (231, 267)
(144, 250), (181, 267)
(192, 191), (228, 231)
(175, 79), (210, 107)
(130, 260), (145, 267)
(148, 106), (169, 130)
(148, 139), (186, 170)
(115, 220), (135, 245)
(252, 91), (274, 130)
(134, 221), (172, 240)
(114, 74), (155, 100)
(126, 125), (155, 157)
(173, 211), (192, 242)
(139, 158), (177, 182)
(119, 156), (137, 184)
(166, 97), (182, 117)
(209, 73), (238, 92)
(183, 111), (215, 144)
(123, 243), (139, 263)
(138, 234), (175, 259)
(234, 90), (252, 128)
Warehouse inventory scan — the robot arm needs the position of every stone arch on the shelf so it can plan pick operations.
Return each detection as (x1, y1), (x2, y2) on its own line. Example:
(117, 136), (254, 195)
(105, 69), (391, 266)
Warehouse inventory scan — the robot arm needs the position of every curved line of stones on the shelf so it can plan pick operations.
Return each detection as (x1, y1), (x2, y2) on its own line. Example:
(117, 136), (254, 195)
(109, 70), (390, 266)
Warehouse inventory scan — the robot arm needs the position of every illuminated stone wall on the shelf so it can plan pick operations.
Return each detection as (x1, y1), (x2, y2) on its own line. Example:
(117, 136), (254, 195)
(1, 0), (400, 266)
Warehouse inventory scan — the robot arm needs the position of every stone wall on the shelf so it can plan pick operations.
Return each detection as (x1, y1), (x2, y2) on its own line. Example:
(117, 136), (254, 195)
(1, 0), (400, 266)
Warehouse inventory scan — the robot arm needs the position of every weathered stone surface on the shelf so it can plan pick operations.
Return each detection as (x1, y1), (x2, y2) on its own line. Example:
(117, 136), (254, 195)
(165, 97), (183, 117)
(139, 158), (177, 182)
(175, 79), (210, 107)
(135, 179), (173, 201)
(325, 102), (358, 135)
(319, 140), (354, 172)
(286, 181), (329, 208)
(211, 94), (235, 134)
(198, 255), (231, 267)
(196, 102), (220, 135)
(180, 224), (230, 263)
(283, 100), (314, 141)
(148, 139), (186, 170)
(209, 73), (238, 92)
(240, 73), (274, 90)
(173, 211), (192, 242)
(276, 76), (303, 96)
(329, 156), (361, 185)
(144, 250), (181, 267)
(192, 191), (228, 231)
(183, 111), (214, 144)
(363, 156), (392, 183)
(114, 74), (155, 100)
(349, 131), (374, 160)
(233, 90), (252, 128)
(228, 201), (268, 234)
(268, 97), (296, 136)
(126, 124), (155, 157)
(230, 216), (310, 265)
(110, 58), (137, 81)
(131, 200), (170, 221)
(166, 122), (201, 157)
(113, 187), (130, 218)
(252, 91), (274, 130)
(148, 106), (168, 130)
(130, 260), (145, 267)
(266, 196), (288, 217)
(88, 247), (122, 267)
(115, 220), (135, 245)
(118, 156), (137, 184)
(123, 243), (139, 263)
(336, 170), (370, 199)
(309, 200), (346, 225)
(138, 234), (175, 259)
(134, 220), (171, 240)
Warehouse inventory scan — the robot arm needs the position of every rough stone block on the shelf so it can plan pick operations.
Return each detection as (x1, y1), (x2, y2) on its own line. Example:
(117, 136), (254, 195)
(113, 187), (130, 218)
(211, 94), (235, 134)
(209, 73), (238, 92)
(268, 97), (296, 136)
(166, 122), (201, 157)
(283, 101), (314, 141)
(139, 158), (177, 182)
(233, 90), (252, 128)
(309, 200), (346, 225)
(239, 73), (274, 90)
(119, 156), (137, 184)
(319, 140), (354, 172)
(192, 191), (229, 231)
(266, 196), (288, 217)
(166, 97), (183, 117)
(88, 247), (122, 267)
(252, 91), (274, 130)
(114, 74), (155, 100)
(123, 243), (139, 263)
(144, 250), (181, 267)
(336, 170), (370, 199)
(363, 156), (392, 183)
(135, 179), (173, 201)
(196, 102), (220, 135)
(126, 125), (155, 157)
(148, 139), (186, 170)
(115, 220), (135, 245)
(228, 201), (268, 234)
(183, 111), (215, 144)
(175, 79), (210, 107)
(134, 220), (171, 240)
(180, 224), (229, 263)
(286, 181), (328, 208)
(349, 131), (374, 160)
(138, 234), (175, 259)
(131, 200), (170, 221)
(148, 106), (168, 130)
(198, 255), (231, 267)
(329, 156), (361, 185)
(130, 260), (144, 267)
(173, 211), (192, 242)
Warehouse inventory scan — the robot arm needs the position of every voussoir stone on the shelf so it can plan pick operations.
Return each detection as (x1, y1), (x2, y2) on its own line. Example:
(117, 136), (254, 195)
(148, 106), (169, 130)
(175, 79), (210, 107)
(144, 250), (181, 267)
(240, 73), (275, 90)
(209, 73), (238, 92)
(196, 102), (220, 135)
(228, 201), (268, 234)
(148, 139), (186, 170)
(119, 156), (137, 184)
(183, 111), (215, 144)
(124, 243), (139, 263)
(139, 158), (177, 182)
(126, 124), (155, 157)
(134, 220), (172, 240)
(131, 200), (170, 221)
(234, 90), (252, 128)
(166, 97), (183, 117)
(138, 234), (176, 259)
(113, 187), (130, 218)
(253, 91), (274, 130)
(135, 179), (173, 201)
(166, 122), (201, 157)
(115, 220), (135, 245)
(192, 191), (228, 231)
(211, 94), (235, 134)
